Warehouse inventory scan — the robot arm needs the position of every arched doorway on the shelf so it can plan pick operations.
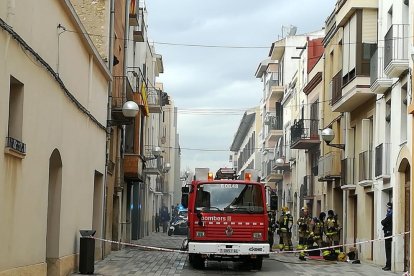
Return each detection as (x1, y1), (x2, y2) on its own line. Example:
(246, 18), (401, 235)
(398, 157), (410, 271)
(46, 149), (62, 275)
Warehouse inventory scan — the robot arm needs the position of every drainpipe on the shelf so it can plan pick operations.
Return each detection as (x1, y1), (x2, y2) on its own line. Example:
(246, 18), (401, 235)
(119, 0), (131, 243)
(102, 0), (115, 259)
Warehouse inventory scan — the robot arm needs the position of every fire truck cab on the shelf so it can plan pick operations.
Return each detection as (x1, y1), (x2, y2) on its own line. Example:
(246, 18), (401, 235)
(182, 168), (270, 270)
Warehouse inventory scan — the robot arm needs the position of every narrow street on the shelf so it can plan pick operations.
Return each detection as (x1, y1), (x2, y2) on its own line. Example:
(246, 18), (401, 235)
(73, 232), (401, 276)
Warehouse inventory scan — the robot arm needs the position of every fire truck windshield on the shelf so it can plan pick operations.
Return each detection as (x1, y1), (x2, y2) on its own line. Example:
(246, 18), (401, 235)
(195, 183), (264, 214)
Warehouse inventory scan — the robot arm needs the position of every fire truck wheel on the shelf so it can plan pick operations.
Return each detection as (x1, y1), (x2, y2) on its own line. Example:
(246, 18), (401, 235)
(251, 256), (263, 270)
(189, 253), (204, 269)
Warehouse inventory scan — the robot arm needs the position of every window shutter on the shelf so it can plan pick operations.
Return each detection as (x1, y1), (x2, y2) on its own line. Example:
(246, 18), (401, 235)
(362, 9), (378, 43)
(343, 23), (350, 77)
(361, 119), (371, 151)
(349, 14), (357, 73)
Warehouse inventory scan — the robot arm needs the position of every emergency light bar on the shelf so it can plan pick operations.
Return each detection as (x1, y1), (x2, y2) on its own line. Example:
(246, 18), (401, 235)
(243, 169), (258, 182)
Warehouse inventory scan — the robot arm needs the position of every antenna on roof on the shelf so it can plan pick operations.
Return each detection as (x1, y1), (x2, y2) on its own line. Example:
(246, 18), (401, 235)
(281, 25), (297, 38)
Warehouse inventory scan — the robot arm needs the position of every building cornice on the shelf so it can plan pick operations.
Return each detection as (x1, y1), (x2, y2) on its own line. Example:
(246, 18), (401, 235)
(303, 72), (323, 95)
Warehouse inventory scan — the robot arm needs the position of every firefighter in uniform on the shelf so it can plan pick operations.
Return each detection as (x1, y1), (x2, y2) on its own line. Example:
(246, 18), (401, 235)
(298, 207), (312, 260)
(297, 206), (312, 250)
(277, 206), (293, 251)
(325, 210), (341, 255)
(310, 216), (324, 248)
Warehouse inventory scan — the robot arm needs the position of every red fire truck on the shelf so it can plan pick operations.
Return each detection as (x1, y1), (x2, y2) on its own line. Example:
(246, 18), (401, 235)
(181, 168), (270, 270)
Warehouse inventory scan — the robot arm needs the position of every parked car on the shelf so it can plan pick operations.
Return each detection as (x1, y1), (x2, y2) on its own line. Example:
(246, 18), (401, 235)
(168, 209), (188, 236)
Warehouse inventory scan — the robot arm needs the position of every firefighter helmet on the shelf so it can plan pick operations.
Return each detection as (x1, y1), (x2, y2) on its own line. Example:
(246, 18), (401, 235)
(337, 252), (347, 262)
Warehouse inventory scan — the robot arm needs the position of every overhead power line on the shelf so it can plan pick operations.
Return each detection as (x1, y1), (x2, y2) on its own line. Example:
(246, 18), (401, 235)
(63, 28), (413, 50)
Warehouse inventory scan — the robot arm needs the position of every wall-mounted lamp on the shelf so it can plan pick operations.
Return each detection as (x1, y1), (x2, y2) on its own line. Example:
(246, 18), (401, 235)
(321, 127), (345, 150)
(122, 101), (139, 117)
(108, 100), (139, 126)
(163, 163), (171, 173)
(275, 158), (285, 166)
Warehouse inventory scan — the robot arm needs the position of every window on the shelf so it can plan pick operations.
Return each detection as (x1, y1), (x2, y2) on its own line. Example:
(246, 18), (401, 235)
(6, 76), (25, 156)
(401, 86), (408, 142)
(195, 183), (264, 213)
(8, 76), (24, 141)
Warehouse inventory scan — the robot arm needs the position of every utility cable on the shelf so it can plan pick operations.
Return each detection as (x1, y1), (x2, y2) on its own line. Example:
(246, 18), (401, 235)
(62, 28), (413, 50)
(0, 18), (106, 131)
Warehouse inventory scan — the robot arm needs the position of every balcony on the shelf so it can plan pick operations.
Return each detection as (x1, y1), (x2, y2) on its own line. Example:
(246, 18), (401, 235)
(111, 76), (134, 125)
(133, 8), (146, 42)
(303, 175), (314, 199)
(370, 47), (393, 94)
(129, 0), (139, 26)
(331, 64), (376, 113)
(264, 114), (283, 149)
(143, 146), (162, 175)
(124, 154), (144, 180)
(335, 0), (378, 27)
(147, 89), (162, 113)
(384, 24), (409, 78)
(358, 150), (373, 187)
(290, 119), (320, 149)
(273, 145), (291, 171)
(341, 157), (355, 190)
(4, 136), (26, 158)
(265, 73), (284, 105)
(265, 160), (283, 183)
(318, 151), (341, 181)
(374, 143), (391, 181)
(330, 70), (343, 106)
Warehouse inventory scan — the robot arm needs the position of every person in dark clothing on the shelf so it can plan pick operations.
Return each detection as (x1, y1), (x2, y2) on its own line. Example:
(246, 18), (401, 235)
(381, 202), (393, 271)
(155, 213), (160, 232)
(160, 205), (170, 233)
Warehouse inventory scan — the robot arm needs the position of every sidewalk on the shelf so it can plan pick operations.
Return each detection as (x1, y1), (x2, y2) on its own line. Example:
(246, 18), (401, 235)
(73, 232), (187, 276)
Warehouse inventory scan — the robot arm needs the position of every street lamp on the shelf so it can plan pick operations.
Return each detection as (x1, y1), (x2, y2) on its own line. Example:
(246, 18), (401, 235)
(275, 158), (285, 166)
(108, 100), (139, 126)
(152, 146), (162, 158)
(122, 101), (139, 117)
(321, 127), (345, 150)
(163, 162), (171, 173)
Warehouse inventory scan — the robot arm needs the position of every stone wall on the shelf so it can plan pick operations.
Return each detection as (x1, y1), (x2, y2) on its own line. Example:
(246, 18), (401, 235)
(70, 0), (109, 61)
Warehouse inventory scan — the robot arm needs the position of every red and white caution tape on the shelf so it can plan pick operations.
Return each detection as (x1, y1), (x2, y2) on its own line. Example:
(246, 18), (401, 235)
(88, 231), (410, 255)
(90, 236), (188, 253)
(270, 231), (410, 254)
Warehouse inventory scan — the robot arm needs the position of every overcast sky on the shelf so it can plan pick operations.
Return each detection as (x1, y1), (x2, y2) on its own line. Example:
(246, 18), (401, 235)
(146, 0), (336, 174)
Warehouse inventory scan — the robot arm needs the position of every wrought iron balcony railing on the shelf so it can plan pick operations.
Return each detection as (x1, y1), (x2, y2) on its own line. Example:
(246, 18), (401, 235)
(330, 70), (343, 105)
(6, 136), (26, 155)
(290, 119), (319, 148)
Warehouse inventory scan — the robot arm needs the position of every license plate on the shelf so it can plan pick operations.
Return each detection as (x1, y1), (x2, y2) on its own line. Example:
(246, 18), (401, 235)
(219, 248), (239, 254)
